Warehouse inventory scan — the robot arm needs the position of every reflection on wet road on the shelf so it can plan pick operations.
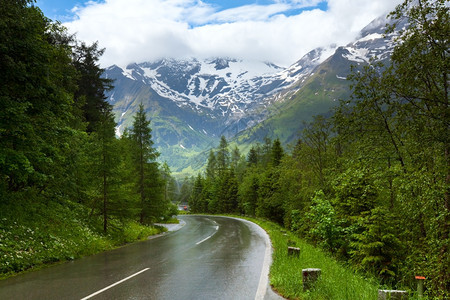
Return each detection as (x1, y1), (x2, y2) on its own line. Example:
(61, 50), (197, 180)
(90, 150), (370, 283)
(0, 216), (281, 299)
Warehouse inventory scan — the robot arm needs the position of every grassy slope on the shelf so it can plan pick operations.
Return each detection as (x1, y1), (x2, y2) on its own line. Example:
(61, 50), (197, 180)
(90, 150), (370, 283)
(232, 216), (381, 300)
(0, 199), (166, 279)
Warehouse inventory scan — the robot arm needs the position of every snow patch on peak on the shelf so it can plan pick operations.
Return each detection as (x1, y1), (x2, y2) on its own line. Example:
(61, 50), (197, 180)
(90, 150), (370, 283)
(343, 47), (369, 63)
(114, 64), (137, 80)
(358, 33), (384, 42)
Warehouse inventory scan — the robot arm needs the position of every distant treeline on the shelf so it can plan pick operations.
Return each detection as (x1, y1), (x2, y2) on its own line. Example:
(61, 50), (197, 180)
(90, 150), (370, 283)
(186, 1), (449, 297)
(0, 0), (176, 233)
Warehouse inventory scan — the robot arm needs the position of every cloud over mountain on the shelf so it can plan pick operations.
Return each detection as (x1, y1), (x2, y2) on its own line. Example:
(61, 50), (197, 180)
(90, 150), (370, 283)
(65, 0), (401, 67)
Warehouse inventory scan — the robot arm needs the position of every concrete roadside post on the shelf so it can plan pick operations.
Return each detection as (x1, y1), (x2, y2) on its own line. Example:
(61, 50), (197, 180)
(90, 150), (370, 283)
(287, 246), (300, 257)
(302, 268), (321, 291)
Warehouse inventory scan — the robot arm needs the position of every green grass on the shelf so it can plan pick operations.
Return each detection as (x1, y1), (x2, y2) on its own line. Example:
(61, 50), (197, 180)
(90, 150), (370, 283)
(234, 216), (380, 300)
(0, 199), (166, 279)
(157, 217), (180, 224)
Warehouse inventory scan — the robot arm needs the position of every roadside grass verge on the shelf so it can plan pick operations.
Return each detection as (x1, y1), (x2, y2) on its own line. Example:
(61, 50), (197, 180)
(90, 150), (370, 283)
(0, 199), (165, 279)
(156, 217), (180, 224)
(235, 216), (380, 300)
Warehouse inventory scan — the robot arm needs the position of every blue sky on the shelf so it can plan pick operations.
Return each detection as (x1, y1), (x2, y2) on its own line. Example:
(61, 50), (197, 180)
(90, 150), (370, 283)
(36, 0), (328, 22)
(35, 0), (401, 67)
(35, 0), (81, 22)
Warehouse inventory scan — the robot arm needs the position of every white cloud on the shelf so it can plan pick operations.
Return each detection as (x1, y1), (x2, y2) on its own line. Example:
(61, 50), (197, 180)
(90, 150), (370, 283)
(64, 0), (402, 68)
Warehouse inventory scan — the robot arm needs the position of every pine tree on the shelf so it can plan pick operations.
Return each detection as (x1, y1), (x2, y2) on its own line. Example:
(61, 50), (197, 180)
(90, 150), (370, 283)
(230, 146), (241, 170)
(206, 150), (217, 180)
(130, 104), (160, 224)
(161, 162), (175, 204)
(271, 138), (284, 167)
(261, 137), (272, 168)
(247, 146), (258, 166)
(190, 174), (204, 213)
(216, 136), (230, 177)
(177, 176), (194, 205)
(90, 107), (118, 233)
(72, 42), (113, 133)
(114, 130), (140, 221)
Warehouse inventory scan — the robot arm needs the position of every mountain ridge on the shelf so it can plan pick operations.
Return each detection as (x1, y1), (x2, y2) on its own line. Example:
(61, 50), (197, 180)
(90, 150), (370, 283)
(104, 14), (403, 174)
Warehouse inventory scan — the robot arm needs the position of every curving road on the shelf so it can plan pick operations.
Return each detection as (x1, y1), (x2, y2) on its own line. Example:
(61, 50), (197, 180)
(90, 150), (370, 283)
(0, 216), (282, 300)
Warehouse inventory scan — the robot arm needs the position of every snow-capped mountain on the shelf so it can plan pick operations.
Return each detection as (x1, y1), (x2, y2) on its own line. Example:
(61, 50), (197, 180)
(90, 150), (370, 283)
(235, 14), (405, 148)
(104, 13), (404, 173)
(105, 55), (327, 136)
(116, 58), (282, 111)
(338, 15), (403, 66)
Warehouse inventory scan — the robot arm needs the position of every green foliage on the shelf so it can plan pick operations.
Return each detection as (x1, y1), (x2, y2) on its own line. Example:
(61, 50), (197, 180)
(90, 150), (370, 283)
(349, 206), (403, 284)
(0, 1), (75, 194)
(0, 1), (176, 279)
(206, 150), (217, 180)
(238, 169), (259, 216)
(271, 138), (284, 167)
(129, 103), (167, 224)
(256, 169), (284, 224)
(247, 146), (258, 166)
(216, 135), (230, 177)
(185, 1), (449, 296)
(332, 167), (378, 218)
(307, 191), (343, 254)
(177, 175), (194, 204)
(72, 41), (113, 133)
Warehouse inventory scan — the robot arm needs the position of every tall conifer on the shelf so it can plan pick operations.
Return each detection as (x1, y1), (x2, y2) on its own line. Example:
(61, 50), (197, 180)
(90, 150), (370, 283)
(130, 104), (160, 223)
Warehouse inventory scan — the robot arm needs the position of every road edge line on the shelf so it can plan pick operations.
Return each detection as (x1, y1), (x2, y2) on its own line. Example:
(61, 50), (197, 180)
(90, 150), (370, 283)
(254, 223), (272, 300)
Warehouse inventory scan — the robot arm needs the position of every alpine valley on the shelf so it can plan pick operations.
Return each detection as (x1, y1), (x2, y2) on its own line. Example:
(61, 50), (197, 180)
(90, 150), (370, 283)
(104, 14), (403, 175)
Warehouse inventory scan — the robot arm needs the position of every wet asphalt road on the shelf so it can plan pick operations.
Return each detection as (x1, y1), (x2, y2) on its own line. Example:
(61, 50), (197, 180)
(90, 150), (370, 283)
(0, 215), (282, 300)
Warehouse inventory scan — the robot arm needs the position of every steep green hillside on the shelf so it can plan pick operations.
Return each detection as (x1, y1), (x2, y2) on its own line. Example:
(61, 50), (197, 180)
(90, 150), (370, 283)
(235, 52), (353, 151)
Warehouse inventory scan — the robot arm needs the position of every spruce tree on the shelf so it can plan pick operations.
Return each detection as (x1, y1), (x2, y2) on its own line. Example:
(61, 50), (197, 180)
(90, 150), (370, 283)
(247, 146), (258, 166)
(206, 150), (217, 180)
(230, 146), (241, 170)
(216, 136), (230, 177)
(90, 107), (118, 233)
(190, 174), (204, 213)
(130, 104), (160, 223)
(72, 42), (113, 133)
(271, 138), (284, 167)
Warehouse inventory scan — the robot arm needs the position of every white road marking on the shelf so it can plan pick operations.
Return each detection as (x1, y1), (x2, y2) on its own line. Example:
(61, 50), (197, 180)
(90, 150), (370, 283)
(255, 228), (272, 300)
(80, 268), (150, 300)
(196, 225), (219, 245)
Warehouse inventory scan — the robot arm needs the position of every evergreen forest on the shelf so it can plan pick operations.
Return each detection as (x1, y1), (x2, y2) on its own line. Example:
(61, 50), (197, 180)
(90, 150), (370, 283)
(187, 1), (449, 297)
(1, 0), (177, 277)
